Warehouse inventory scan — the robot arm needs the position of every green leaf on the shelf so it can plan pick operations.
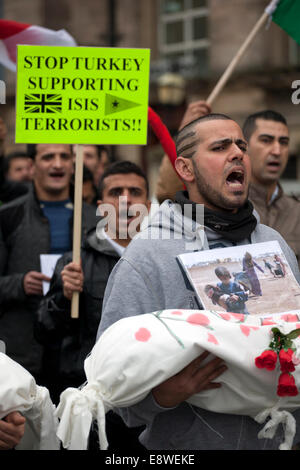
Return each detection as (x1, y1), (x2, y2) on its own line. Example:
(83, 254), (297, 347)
(271, 327), (282, 335)
(287, 328), (300, 340)
(284, 339), (293, 350)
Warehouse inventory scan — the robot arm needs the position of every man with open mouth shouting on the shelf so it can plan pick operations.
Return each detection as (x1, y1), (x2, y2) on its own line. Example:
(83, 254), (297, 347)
(0, 143), (95, 389)
(244, 110), (300, 268)
(174, 113), (250, 219)
(97, 113), (300, 450)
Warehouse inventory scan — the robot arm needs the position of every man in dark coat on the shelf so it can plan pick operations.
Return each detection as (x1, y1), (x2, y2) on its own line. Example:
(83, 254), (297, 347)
(0, 143), (95, 382)
(35, 160), (151, 450)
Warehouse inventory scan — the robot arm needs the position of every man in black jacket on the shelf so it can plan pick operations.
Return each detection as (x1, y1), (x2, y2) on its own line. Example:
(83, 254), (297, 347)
(35, 160), (151, 450)
(35, 228), (120, 400)
(0, 143), (95, 383)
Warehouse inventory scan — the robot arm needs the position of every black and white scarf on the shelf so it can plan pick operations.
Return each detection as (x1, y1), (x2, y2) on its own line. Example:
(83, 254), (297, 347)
(174, 190), (257, 243)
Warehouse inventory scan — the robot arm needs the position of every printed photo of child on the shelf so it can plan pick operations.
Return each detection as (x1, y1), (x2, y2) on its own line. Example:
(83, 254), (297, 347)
(177, 241), (300, 316)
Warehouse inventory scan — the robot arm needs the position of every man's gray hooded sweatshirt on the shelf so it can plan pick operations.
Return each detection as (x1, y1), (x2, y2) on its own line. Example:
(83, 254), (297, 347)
(97, 199), (300, 450)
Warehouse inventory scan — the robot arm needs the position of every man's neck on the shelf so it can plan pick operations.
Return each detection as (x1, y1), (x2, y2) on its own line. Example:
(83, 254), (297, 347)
(34, 183), (70, 202)
(251, 178), (277, 204)
(105, 228), (131, 248)
(184, 189), (238, 214)
(114, 237), (131, 248)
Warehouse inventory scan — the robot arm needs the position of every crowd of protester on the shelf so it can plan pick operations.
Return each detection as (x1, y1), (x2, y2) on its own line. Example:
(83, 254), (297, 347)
(1, 98), (300, 450)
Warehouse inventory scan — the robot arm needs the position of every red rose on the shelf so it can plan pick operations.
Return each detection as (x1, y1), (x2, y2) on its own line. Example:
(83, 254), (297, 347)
(279, 348), (295, 373)
(255, 349), (278, 371)
(277, 372), (298, 397)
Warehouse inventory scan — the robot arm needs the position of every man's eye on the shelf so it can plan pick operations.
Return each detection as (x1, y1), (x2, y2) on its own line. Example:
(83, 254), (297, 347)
(260, 137), (272, 144)
(110, 189), (122, 196)
(131, 189), (142, 196)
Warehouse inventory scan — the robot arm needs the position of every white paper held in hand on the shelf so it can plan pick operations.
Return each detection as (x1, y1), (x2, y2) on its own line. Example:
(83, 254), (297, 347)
(40, 254), (62, 295)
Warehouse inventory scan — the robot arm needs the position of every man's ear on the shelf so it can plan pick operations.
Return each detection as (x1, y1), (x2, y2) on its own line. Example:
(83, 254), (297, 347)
(174, 156), (194, 183)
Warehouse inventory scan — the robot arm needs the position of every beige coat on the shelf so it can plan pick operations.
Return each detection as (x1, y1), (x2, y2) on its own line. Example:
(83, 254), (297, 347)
(249, 183), (300, 266)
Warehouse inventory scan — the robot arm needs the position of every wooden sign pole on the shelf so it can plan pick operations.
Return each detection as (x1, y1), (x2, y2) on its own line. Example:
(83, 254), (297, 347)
(206, 11), (269, 106)
(71, 144), (84, 319)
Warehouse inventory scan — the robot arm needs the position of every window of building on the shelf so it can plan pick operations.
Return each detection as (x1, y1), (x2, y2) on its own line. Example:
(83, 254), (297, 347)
(157, 0), (209, 78)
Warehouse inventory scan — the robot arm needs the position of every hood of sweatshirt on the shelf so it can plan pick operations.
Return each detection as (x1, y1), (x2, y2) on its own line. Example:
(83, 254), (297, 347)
(84, 228), (121, 259)
(144, 199), (261, 250)
(145, 199), (208, 250)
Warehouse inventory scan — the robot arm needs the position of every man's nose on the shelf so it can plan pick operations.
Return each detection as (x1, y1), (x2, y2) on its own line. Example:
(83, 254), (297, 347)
(118, 194), (131, 211)
(52, 155), (64, 167)
(121, 190), (132, 202)
(228, 143), (244, 161)
(270, 140), (281, 156)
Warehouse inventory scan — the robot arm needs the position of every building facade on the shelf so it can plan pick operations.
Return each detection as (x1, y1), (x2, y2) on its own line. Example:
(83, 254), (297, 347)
(1, 0), (300, 195)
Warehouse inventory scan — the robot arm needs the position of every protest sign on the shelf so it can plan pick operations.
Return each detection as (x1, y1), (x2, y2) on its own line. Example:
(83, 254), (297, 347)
(16, 45), (150, 318)
(15, 45), (150, 145)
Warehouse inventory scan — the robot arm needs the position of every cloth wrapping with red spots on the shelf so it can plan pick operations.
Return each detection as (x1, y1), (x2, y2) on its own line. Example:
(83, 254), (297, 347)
(56, 309), (300, 450)
(0, 352), (59, 450)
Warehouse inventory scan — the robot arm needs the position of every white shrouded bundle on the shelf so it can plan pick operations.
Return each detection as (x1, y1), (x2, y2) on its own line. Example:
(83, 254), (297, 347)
(56, 309), (300, 450)
(0, 353), (59, 450)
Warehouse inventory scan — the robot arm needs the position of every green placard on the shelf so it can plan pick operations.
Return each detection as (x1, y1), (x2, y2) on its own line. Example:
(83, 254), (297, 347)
(15, 45), (150, 145)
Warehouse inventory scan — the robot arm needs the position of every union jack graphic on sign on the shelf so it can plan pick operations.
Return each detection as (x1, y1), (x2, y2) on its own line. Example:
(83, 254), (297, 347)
(24, 94), (62, 113)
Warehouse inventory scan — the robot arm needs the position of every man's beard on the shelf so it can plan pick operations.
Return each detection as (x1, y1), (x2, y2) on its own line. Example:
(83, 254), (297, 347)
(192, 160), (248, 211)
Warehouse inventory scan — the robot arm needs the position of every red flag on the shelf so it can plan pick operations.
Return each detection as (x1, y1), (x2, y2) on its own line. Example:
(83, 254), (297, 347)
(148, 107), (177, 166)
(0, 19), (76, 71)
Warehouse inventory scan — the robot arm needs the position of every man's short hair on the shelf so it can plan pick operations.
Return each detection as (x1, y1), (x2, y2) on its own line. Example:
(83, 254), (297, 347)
(242, 110), (287, 142)
(98, 160), (149, 198)
(215, 266), (231, 279)
(3, 151), (30, 175)
(175, 113), (233, 159)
